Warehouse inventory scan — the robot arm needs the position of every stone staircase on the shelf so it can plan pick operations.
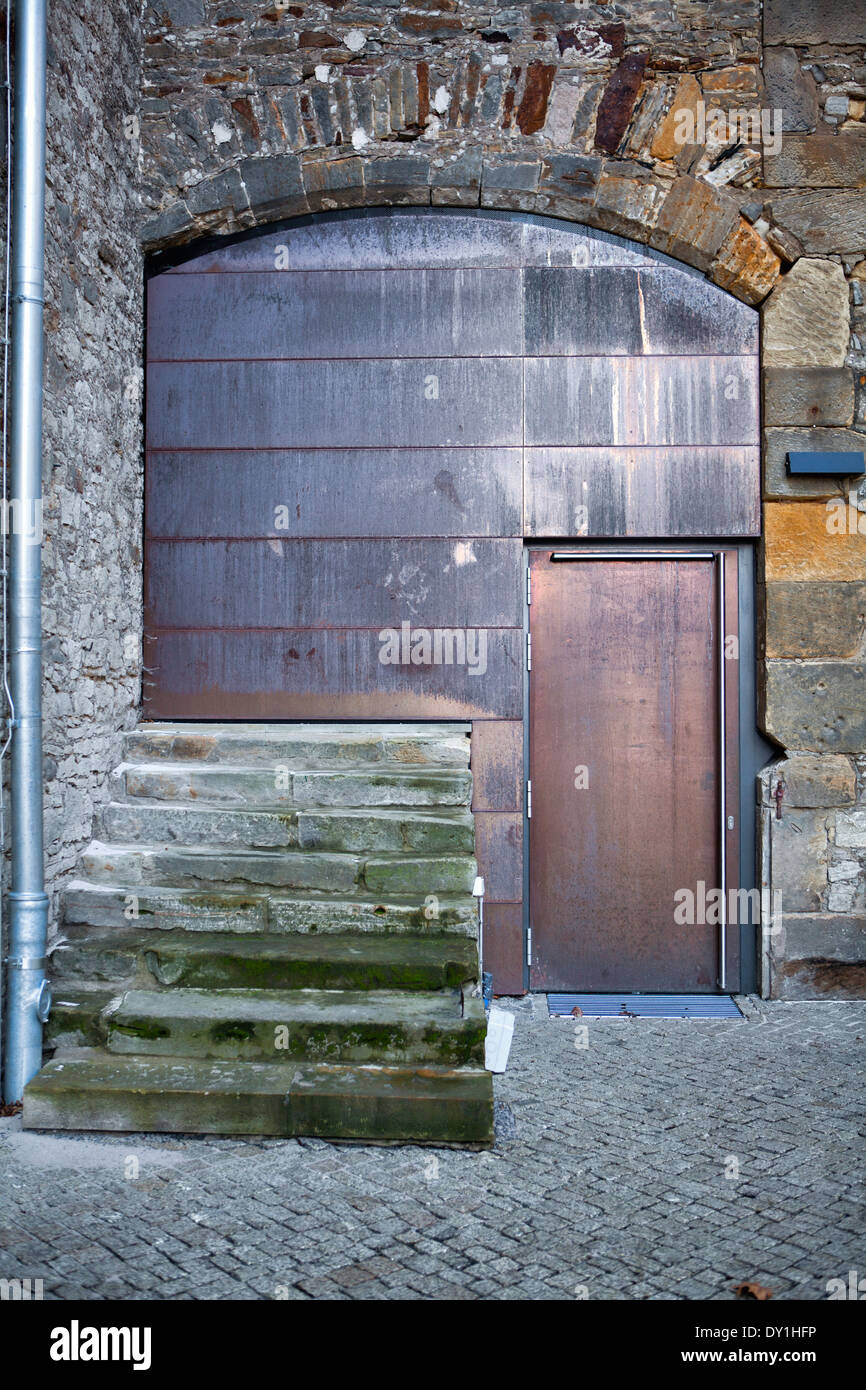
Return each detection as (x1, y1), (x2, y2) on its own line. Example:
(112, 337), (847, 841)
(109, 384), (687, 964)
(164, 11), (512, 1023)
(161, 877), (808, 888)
(23, 724), (493, 1145)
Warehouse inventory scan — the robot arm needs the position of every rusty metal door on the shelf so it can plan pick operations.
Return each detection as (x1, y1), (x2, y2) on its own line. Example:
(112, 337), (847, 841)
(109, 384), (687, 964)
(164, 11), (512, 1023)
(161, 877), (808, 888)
(528, 548), (738, 993)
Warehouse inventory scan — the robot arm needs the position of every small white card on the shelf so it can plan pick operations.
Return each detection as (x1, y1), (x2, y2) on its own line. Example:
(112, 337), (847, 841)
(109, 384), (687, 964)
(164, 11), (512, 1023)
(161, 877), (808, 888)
(485, 1008), (515, 1073)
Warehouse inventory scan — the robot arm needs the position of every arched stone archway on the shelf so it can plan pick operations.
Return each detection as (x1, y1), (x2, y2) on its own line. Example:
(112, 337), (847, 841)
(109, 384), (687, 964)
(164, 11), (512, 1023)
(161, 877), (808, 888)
(144, 203), (763, 995)
(142, 148), (782, 308)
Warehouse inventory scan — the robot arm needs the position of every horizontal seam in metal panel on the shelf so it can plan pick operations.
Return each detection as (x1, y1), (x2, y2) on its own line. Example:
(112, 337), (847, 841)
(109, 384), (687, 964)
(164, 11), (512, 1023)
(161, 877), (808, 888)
(144, 444), (758, 453)
(145, 352), (758, 364)
(143, 625), (526, 633)
(143, 535), (525, 543)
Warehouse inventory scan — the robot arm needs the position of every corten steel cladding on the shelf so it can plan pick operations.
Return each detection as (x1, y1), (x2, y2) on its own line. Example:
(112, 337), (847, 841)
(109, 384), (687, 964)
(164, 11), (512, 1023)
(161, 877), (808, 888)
(143, 210), (759, 719)
(528, 552), (727, 993)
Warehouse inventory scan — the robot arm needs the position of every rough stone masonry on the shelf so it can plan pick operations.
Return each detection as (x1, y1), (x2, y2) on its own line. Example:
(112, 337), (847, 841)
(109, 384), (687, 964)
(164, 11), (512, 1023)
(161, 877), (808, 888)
(2, 1), (864, 997)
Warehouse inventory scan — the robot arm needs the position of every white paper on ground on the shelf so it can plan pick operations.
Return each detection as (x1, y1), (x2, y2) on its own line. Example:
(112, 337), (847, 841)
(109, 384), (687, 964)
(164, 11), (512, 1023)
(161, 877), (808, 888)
(485, 1007), (515, 1073)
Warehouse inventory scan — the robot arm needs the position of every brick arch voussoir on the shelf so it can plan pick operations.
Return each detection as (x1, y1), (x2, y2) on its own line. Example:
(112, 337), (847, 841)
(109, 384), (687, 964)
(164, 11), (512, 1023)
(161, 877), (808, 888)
(142, 148), (783, 306)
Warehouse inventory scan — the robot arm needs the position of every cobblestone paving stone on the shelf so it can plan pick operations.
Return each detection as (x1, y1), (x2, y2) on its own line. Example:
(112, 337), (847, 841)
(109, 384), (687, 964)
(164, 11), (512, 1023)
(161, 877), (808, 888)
(2, 996), (864, 1301)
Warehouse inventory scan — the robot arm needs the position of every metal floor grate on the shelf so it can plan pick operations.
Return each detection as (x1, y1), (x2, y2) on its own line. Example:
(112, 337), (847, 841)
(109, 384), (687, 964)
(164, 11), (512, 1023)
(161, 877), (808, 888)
(547, 993), (744, 1020)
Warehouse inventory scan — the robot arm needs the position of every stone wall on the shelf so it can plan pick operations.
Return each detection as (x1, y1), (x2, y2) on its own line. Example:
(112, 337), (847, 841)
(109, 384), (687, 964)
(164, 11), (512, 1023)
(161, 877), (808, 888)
(758, 3), (866, 997)
(16, 1), (865, 992)
(11, 1), (143, 920)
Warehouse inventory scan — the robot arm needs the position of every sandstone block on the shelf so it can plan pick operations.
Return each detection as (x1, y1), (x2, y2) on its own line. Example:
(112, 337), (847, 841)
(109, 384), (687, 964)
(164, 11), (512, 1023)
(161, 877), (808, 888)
(649, 175), (738, 273)
(765, 500), (866, 580)
(763, 428), (866, 499)
(709, 217), (781, 305)
(762, 259), (850, 368)
(764, 134), (866, 189)
(761, 47), (818, 133)
(763, 368), (855, 427)
(765, 581), (866, 658)
(764, 661), (866, 751)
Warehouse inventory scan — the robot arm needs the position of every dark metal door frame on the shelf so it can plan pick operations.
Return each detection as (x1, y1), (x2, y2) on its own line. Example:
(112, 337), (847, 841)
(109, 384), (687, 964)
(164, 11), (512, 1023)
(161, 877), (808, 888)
(522, 540), (765, 995)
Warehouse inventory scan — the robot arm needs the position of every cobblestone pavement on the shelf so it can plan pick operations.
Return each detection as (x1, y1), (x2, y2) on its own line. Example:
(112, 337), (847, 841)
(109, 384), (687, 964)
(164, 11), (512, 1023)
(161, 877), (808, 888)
(2, 996), (864, 1301)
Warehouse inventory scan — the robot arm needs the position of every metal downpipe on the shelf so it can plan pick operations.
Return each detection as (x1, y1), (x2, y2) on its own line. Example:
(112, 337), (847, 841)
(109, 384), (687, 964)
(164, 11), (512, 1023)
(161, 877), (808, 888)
(3, 0), (49, 1103)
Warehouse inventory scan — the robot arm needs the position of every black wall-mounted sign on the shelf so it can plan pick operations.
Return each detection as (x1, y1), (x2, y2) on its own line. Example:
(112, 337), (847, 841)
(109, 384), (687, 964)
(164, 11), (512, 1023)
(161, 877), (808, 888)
(787, 451), (865, 476)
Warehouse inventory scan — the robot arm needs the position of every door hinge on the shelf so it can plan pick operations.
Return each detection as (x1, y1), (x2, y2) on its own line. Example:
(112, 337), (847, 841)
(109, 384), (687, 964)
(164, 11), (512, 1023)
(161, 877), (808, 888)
(526, 632), (532, 671)
(526, 779), (532, 818)
(526, 568), (532, 606)
(526, 927), (532, 965)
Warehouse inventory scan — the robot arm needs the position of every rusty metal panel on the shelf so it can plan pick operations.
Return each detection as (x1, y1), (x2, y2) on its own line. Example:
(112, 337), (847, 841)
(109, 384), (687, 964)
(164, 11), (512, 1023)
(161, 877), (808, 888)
(528, 551), (721, 992)
(470, 721), (524, 812)
(525, 267), (758, 357)
(148, 269), (524, 360)
(145, 209), (759, 721)
(474, 813), (524, 903)
(144, 628), (524, 720)
(525, 447), (761, 538)
(146, 448), (522, 540)
(524, 356), (758, 446)
(482, 902), (525, 996)
(145, 538), (523, 630)
(147, 358), (523, 450)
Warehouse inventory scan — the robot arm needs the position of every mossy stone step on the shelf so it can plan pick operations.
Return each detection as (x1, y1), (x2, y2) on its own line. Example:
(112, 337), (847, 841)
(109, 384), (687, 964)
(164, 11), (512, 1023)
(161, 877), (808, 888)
(63, 881), (478, 936)
(124, 722), (471, 769)
(288, 1064), (493, 1144)
(23, 1051), (293, 1135)
(45, 986), (119, 1049)
(81, 843), (476, 896)
(122, 764), (472, 808)
(107, 987), (487, 1067)
(53, 929), (480, 992)
(23, 1051), (493, 1144)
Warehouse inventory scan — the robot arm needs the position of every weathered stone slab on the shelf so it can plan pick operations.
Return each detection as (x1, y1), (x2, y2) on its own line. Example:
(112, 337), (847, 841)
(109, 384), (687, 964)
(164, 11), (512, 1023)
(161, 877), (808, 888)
(288, 1063), (493, 1144)
(767, 192), (866, 255)
(431, 149), (482, 206)
(240, 154), (309, 223)
(536, 153), (600, 217)
(764, 134), (866, 189)
(267, 893), (477, 936)
(651, 75), (703, 159)
(291, 769), (472, 808)
(481, 154), (541, 211)
(764, 661), (866, 751)
(764, 1), (866, 46)
(296, 808), (474, 855)
(773, 753), (857, 807)
(765, 581), (866, 658)
(82, 843), (363, 892)
(769, 810), (830, 911)
(763, 428), (866, 499)
(764, 500), (866, 580)
(100, 803), (298, 849)
(23, 1054), (295, 1136)
(364, 153), (431, 206)
(363, 854), (477, 896)
(761, 47), (818, 133)
(302, 155), (365, 212)
(836, 809), (866, 848)
(763, 368), (855, 427)
(107, 986), (487, 1067)
(63, 882), (270, 933)
(710, 217), (781, 304)
(649, 175), (739, 273)
(762, 259), (850, 368)
(771, 911), (866, 999)
(586, 170), (664, 242)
